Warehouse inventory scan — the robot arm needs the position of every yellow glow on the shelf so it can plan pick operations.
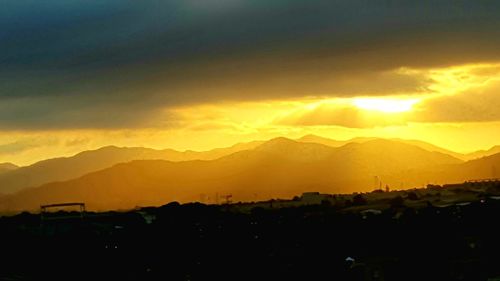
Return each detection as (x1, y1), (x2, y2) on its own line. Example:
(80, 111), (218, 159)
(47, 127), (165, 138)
(353, 98), (419, 113)
(3, 63), (500, 166)
(426, 64), (498, 95)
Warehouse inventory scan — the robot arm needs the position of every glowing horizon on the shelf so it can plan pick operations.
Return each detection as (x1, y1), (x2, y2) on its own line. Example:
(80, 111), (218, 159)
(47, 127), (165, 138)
(1, 2), (500, 166)
(352, 98), (420, 113)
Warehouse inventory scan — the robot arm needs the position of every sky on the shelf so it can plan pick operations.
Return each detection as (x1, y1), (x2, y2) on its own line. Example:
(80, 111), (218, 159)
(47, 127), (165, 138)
(2, 0), (500, 166)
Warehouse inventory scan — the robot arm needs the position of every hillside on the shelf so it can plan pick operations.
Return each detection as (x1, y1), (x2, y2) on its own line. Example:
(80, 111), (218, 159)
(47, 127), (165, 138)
(0, 163), (18, 175)
(0, 135), (477, 195)
(0, 138), (471, 212)
(390, 138), (467, 160)
(253, 137), (336, 161)
(465, 145), (500, 160)
(0, 142), (263, 194)
(296, 134), (349, 147)
(296, 134), (468, 160)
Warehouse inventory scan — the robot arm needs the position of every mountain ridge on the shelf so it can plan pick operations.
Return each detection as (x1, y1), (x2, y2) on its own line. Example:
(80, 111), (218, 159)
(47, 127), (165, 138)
(0, 137), (479, 212)
(0, 135), (496, 197)
(0, 142), (263, 194)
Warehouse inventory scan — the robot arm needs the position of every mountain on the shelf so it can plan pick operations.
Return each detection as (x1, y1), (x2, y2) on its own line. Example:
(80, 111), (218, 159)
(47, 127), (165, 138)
(389, 138), (467, 160)
(296, 134), (349, 147)
(297, 134), (466, 159)
(0, 162), (18, 174)
(0, 133), (472, 195)
(465, 146), (500, 160)
(0, 138), (466, 212)
(388, 152), (500, 187)
(183, 140), (264, 159)
(0, 142), (263, 194)
(450, 152), (500, 180)
(297, 134), (379, 147)
(254, 137), (336, 161)
(330, 139), (462, 171)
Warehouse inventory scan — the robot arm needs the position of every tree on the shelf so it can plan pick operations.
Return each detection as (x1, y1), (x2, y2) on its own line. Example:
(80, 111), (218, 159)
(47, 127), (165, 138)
(390, 196), (405, 208)
(352, 194), (367, 206)
(407, 191), (419, 201)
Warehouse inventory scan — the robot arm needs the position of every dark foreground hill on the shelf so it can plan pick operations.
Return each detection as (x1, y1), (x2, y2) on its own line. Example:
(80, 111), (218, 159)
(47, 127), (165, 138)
(2, 181), (500, 281)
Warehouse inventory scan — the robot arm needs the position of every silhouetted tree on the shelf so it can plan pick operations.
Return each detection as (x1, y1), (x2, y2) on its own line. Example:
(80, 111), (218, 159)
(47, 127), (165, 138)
(390, 196), (405, 208)
(352, 194), (367, 206)
(407, 191), (419, 201)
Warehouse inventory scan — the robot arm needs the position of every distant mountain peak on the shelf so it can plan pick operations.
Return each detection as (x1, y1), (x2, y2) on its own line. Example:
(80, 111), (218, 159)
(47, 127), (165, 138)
(298, 134), (326, 140)
(254, 137), (299, 151)
(255, 137), (335, 151)
(251, 136), (336, 162)
(262, 137), (297, 145)
(487, 145), (500, 153)
(465, 145), (500, 160)
(0, 162), (18, 170)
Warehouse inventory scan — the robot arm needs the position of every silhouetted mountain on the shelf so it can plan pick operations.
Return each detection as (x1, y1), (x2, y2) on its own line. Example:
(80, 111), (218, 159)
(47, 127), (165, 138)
(0, 142), (262, 194)
(297, 134), (468, 160)
(296, 134), (348, 147)
(0, 162), (18, 173)
(390, 138), (467, 160)
(297, 134), (382, 146)
(0, 138), (469, 212)
(465, 145), (500, 160)
(330, 139), (462, 171)
(452, 152), (500, 180)
(254, 137), (336, 161)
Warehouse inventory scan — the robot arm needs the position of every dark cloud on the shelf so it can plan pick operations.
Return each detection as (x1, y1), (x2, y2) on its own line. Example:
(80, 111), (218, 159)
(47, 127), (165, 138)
(2, 0), (500, 129)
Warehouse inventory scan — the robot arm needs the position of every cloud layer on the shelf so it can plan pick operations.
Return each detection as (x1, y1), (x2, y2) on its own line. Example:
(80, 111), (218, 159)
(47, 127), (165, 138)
(2, 1), (500, 129)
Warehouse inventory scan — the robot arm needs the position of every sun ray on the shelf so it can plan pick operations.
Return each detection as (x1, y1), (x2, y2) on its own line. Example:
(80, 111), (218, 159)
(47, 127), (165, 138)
(352, 98), (420, 113)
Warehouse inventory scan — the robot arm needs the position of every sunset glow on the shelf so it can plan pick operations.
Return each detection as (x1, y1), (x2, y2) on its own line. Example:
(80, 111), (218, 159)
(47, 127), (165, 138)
(353, 98), (420, 113)
(0, 2), (499, 167)
(3, 2), (500, 279)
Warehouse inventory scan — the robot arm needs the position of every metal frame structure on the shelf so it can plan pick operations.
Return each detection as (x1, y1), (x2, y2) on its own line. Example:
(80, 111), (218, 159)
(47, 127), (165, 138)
(40, 202), (86, 222)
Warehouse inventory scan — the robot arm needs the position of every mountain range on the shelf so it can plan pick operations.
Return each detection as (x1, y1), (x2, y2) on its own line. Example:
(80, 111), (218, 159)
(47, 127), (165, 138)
(0, 141), (263, 194)
(297, 134), (493, 161)
(1, 136), (499, 212)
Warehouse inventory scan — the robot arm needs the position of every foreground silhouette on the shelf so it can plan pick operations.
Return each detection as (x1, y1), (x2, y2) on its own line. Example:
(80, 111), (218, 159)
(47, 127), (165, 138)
(1, 182), (500, 281)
